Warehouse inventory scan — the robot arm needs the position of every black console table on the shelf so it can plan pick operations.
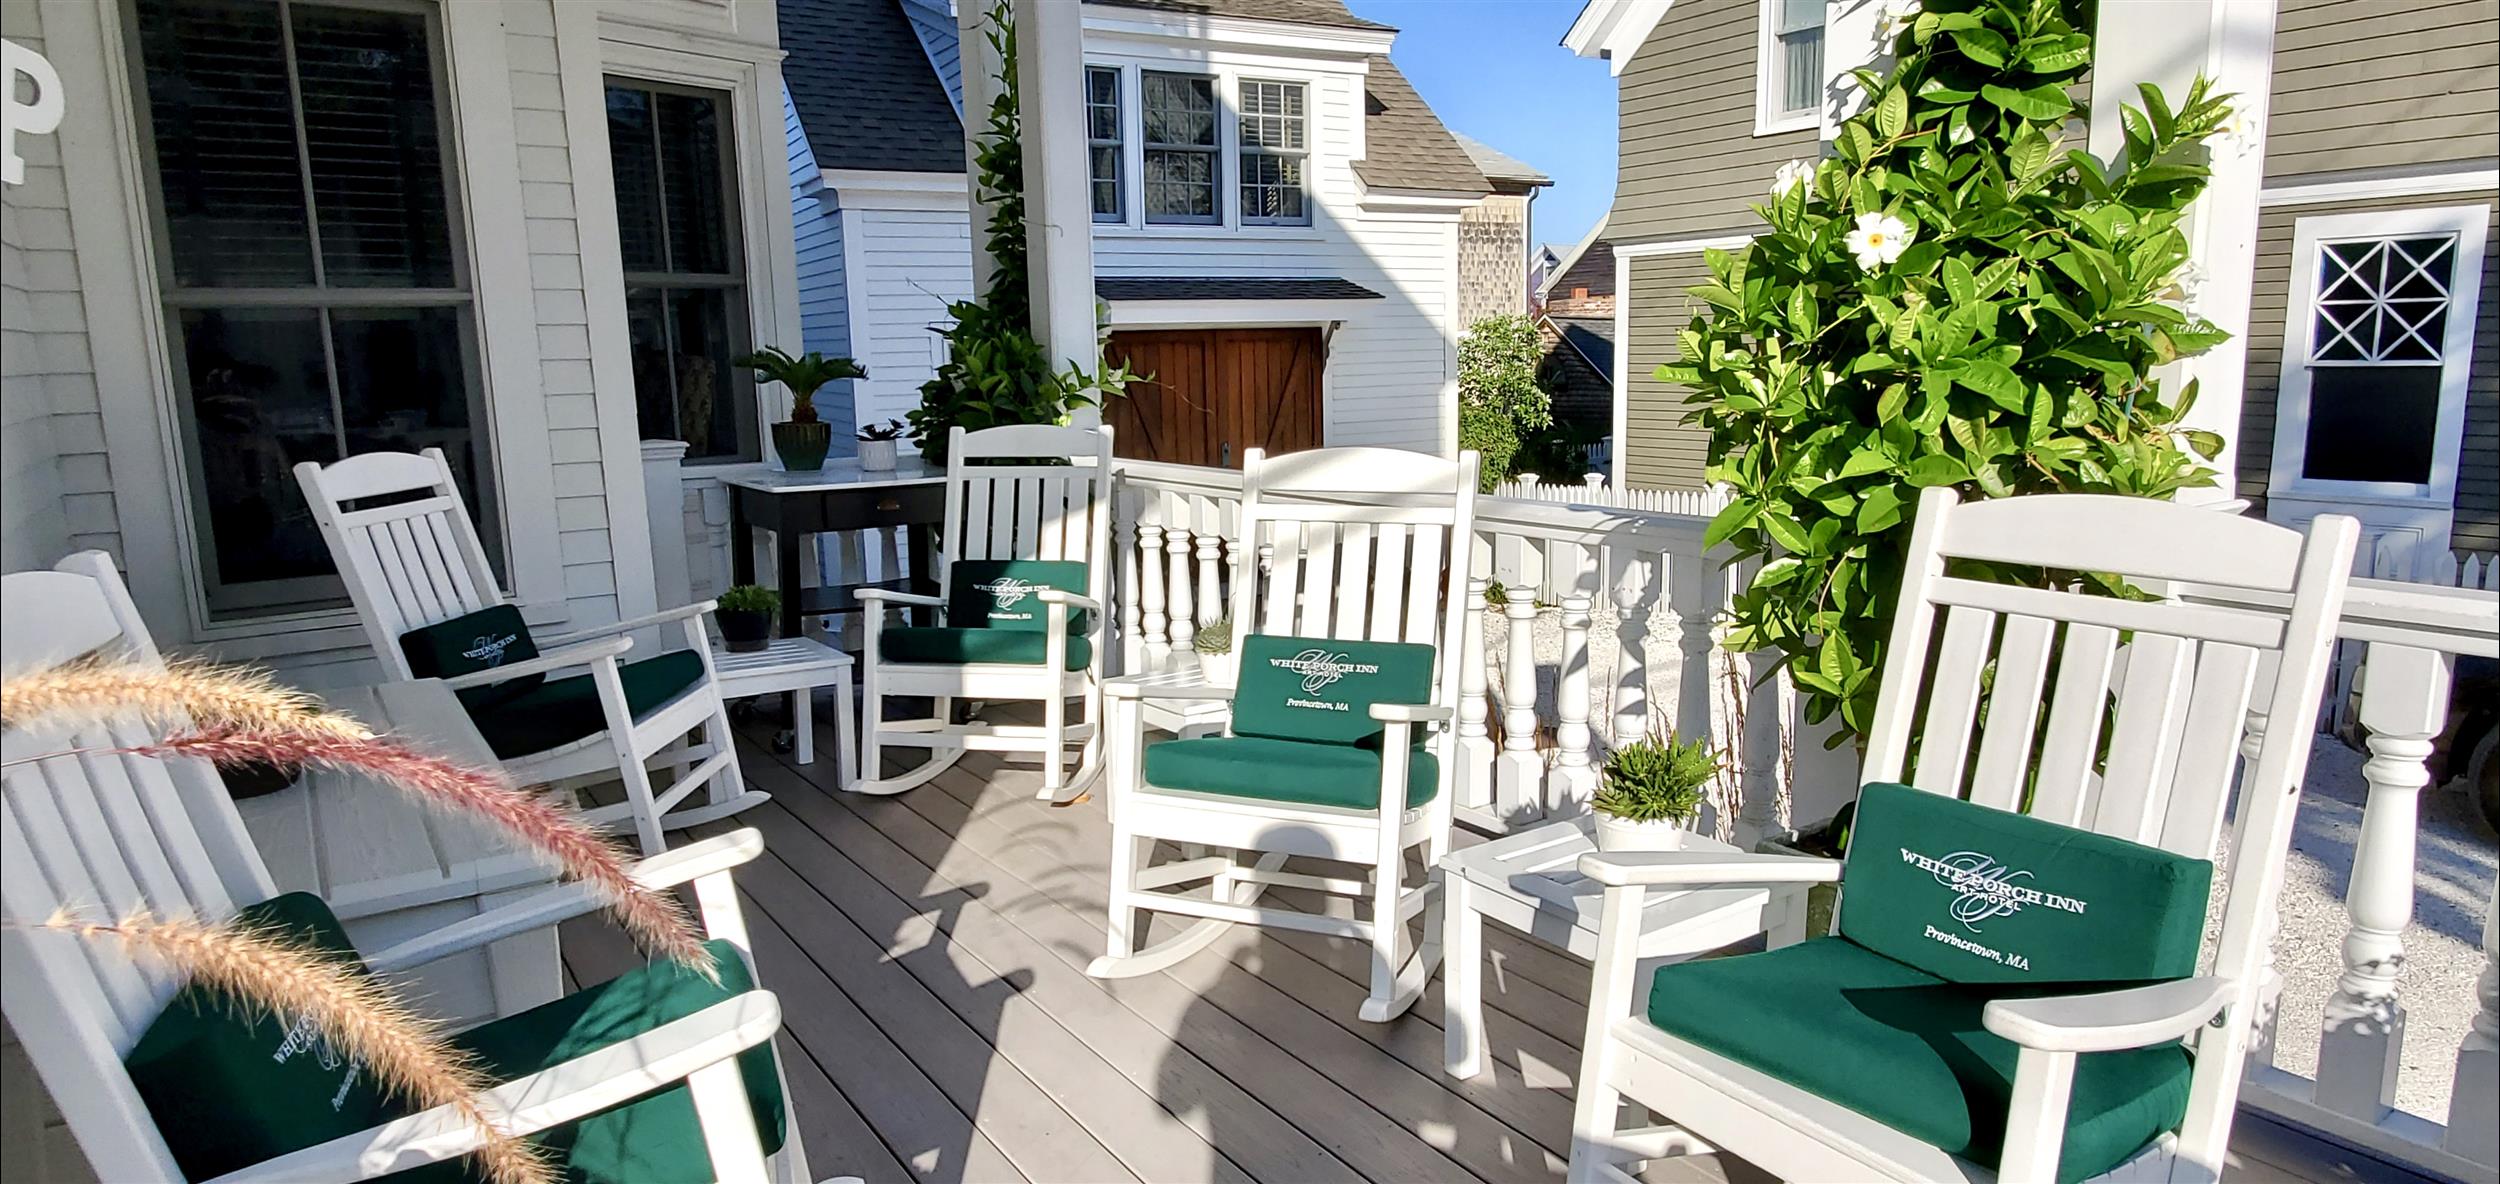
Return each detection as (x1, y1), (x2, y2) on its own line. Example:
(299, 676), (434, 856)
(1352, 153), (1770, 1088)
(723, 461), (947, 640)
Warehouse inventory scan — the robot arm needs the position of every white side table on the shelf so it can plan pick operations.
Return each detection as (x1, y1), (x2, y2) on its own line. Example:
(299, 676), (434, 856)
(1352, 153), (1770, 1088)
(1439, 817), (1811, 1079)
(712, 636), (857, 786)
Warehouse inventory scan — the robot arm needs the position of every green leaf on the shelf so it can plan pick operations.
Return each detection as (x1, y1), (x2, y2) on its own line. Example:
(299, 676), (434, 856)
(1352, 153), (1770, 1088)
(2021, 33), (2092, 73)
(1952, 360), (2027, 411)
(1876, 85), (1910, 139)
(1840, 446), (1895, 478)
(1761, 511), (1814, 555)
(2183, 429), (2225, 460)
(2007, 125), (2054, 179)
(1904, 454), (1971, 487)
(1856, 484), (1906, 532)
(1952, 27), (2010, 67)
(1982, 82), (2072, 122)
(1942, 257), (1978, 306)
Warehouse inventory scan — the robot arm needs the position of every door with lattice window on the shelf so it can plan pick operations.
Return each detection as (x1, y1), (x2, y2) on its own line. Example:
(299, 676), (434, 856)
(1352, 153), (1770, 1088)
(1104, 328), (1323, 467)
(2265, 205), (2489, 576)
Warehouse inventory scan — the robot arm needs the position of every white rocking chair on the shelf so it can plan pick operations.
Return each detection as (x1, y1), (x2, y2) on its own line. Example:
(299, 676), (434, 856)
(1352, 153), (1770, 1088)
(1088, 445), (1480, 1022)
(855, 424), (1113, 802)
(297, 449), (765, 854)
(1566, 489), (2359, 1184)
(0, 552), (826, 1183)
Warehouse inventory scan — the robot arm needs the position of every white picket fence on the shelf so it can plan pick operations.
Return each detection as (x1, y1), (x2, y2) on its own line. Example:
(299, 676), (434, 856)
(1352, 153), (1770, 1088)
(1492, 473), (1732, 519)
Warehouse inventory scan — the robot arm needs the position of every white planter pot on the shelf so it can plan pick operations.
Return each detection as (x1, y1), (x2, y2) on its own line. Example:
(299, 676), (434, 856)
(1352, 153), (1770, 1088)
(858, 438), (898, 471)
(1593, 813), (1687, 853)
(1196, 650), (1236, 688)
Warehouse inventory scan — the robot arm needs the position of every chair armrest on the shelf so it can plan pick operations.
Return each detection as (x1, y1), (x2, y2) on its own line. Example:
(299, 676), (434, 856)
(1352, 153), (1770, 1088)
(1983, 977), (2233, 1053)
(1368, 702), (1453, 724)
(1576, 850), (1844, 888)
(1105, 673), (1237, 703)
(855, 588), (946, 609)
(206, 993), (782, 1183)
(1034, 589), (1104, 613)
(365, 831), (765, 973)
(536, 601), (717, 648)
(439, 636), (632, 691)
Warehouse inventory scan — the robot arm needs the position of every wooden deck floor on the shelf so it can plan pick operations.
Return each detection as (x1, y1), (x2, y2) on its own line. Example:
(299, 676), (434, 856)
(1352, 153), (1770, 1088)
(556, 724), (2423, 1184)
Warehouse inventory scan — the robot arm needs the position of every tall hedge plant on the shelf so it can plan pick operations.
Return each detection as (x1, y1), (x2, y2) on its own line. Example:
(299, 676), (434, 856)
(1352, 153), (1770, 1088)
(1667, 0), (2238, 742)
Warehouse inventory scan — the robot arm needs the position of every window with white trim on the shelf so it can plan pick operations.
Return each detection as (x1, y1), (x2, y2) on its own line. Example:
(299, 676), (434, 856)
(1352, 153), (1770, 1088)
(1142, 71), (1219, 225)
(131, 0), (497, 616)
(1759, 0), (1825, 131)
(1237, 79), (1309, 226)
(1087, 66), (1124, 222)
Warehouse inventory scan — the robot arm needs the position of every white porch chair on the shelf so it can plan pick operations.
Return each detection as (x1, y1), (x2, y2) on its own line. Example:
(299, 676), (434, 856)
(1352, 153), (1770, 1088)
(0, 552), (826, 1183)
(855, 424), (1113, 801)
(1088, 445), (1480, 1022)
(297, 449), (765, 854)
(1566, 489), (2359, 1184)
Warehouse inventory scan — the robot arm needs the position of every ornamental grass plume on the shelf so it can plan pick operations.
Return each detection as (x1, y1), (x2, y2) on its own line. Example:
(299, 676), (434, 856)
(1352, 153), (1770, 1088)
(34, 908), (551, 1184)
(0, 656), (371, 742)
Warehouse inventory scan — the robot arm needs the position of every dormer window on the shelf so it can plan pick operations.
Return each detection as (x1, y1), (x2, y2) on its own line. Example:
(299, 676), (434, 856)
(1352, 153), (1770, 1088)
(1142, 71), (1220, 225)
(1238, 79), (1310, 226)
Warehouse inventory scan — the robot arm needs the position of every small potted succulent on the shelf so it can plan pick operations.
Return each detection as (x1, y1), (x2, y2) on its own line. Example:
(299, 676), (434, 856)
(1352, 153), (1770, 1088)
(735, 346), (866, 474)
(715, 584), (779, 653)
(857, 418), (906, 472)
(1192, 615), (1236, 687)
(1590, 732), (1718, 852)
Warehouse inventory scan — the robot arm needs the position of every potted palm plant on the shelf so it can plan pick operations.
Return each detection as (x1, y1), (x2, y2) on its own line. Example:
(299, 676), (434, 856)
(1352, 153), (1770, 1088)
(857, 419), (905, 472)
(1590, 732), (1718, 852)
(735, 346), (865, 473)
(1192, 615), (1236, 687)
(715, 584), (778, 653)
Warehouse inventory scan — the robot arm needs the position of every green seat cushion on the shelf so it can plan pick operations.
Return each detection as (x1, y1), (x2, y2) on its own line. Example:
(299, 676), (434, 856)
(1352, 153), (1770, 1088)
(1142, 735), (1439, 811)
(396, 939), (785, 1183)
(879, 626), (1092, 670)
(946, 558), (1091, 633)
(1230, 634), (1438, 746)
(467, 650), (708, 760)
(1839, 783), (2213, 985)
(125, 893), (399, 1183)
(1645, 938), (2192, 1184)
(400, 605), (543, 713)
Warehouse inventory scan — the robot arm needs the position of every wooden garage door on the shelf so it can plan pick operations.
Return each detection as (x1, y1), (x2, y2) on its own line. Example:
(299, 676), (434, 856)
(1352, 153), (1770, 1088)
(1105, 328), (1322, 467)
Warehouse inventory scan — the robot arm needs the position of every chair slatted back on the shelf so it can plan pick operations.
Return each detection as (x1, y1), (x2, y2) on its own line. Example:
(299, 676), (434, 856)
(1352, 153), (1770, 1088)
(940, 425), (1116, 606)
(1230, 446), (1482, 724)
(295, 449), (506, 679)
(2, 552), (280, 1182)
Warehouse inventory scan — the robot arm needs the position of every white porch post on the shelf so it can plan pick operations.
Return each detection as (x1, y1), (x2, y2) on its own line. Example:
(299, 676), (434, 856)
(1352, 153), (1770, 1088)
(2087, 0), (2278, 505)
(956, 1), (1005, 299)
(1012, 0), (1101, 427)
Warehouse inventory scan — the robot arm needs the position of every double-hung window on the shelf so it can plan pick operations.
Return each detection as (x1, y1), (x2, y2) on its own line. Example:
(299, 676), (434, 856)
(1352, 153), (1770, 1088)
(132, 0), (495, 616)
(1759, 0), (1825, 131)
(1141, 71), (1219, 225)
(606, 80), (757, 462)
(1237, 80), (1309, 226)
(1087, 66), (1124, 222)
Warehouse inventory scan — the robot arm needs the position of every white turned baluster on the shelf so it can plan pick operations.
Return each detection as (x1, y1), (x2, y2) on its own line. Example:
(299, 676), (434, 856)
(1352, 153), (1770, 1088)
(1550, 542), (1599, 810)
(1194, 496), (1224, 631)
(2448, 875), (2498, 1166)
(1139, 499), (1169, 671)
(1611, 551), (1658, 750)
(2234, 670), (2286, 1067)
(1496, 578), (1543, 823)
(1115, 486), (1142, 674)
(1734, 648), (1786, 848)
(2316, 643), (2453, 1117)
(1165, 492), (1196, 651)
(1668, 553), (1717, 739)
(1456, 573), (1495, 815)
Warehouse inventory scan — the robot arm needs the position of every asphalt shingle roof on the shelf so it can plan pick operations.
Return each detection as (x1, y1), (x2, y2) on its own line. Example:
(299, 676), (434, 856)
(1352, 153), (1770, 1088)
(781, 0), (966, 173)
(1354, 58), (1490, 194)
(1551, 315), (1614, 381)
(1454, 133), (1549, 186)
(1086, 0), (1393, 30)
(1096, 276), (1384, 301)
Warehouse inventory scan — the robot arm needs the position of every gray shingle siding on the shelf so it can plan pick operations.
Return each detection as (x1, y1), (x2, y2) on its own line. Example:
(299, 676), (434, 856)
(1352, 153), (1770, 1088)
(1609, 0), (1813, 245)
(1624, 253), (1720, 490)
(2265, 0), (2500, 180)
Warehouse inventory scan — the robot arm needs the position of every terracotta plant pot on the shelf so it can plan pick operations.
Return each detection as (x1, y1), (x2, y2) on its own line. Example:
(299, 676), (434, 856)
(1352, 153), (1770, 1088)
(858, 438), (898, 472)
(1593, 813), (1686, 852)
(718, 609), (773, 653)
(773, 421), (833, 472)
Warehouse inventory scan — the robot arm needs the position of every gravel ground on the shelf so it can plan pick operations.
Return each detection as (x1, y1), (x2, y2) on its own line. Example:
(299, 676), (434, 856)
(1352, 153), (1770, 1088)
(1481, 608), (2499, 1119)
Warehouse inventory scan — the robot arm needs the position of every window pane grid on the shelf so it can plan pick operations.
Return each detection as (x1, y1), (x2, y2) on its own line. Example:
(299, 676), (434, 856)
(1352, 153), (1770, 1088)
(1087, 66), (1122, 222)
(2308, 235), (2458, 365)
(1775, 25), (1823, 116)
(607, 79), (756, 462)
(1143, 71), (1218, 224)
(1238, 79), (1308, 226)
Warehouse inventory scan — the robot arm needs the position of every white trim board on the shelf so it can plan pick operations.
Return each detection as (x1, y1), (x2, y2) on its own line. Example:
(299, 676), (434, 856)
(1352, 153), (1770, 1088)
(2259, 165), (2500, 209)
(1564, 0), (1675, 75)
(1103, 300), (1370, 328)
(1614, 234), (1756, 257)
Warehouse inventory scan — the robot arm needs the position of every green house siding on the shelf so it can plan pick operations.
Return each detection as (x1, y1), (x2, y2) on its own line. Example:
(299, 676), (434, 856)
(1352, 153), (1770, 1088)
(2238, 193), (2500, 554)
(1610, 0), (1817, 244)
(2265, 0), (2500, 181)
(1624, 252), (1720, 490)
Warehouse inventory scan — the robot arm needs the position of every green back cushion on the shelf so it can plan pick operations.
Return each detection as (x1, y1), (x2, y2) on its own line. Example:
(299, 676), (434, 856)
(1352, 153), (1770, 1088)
(399, 604), (542, 711)
(1839, 783), (2212, 985)
(946, 559), (1089, 632)
(1230, 635), (1437, 746)
(124, 893), (398, 1182)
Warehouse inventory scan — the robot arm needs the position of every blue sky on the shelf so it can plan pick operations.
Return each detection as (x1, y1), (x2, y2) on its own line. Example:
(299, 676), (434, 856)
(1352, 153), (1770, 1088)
(1348, 0), (1617, 256)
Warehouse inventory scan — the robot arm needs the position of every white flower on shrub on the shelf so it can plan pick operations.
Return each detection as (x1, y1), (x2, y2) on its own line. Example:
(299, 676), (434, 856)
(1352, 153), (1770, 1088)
(1771, 159), (1817, 197)
(1845, 213), (1914, 272)
(2160, 260), (2208, 309)
(1876, 0), (1923, 41)
(2211, 100), (2259, 158)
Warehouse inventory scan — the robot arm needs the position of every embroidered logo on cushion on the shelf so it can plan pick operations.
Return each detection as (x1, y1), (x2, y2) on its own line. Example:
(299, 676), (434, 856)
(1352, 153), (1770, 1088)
(1269, 648), (1381, 697)
(461, 630), (521, 667)
(974, 575), (1038, 610)
(1898, 848), (2090, 931)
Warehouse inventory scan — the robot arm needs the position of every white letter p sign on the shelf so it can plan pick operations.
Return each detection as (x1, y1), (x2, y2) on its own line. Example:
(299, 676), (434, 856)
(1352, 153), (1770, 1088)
(4, 39), (66, 187)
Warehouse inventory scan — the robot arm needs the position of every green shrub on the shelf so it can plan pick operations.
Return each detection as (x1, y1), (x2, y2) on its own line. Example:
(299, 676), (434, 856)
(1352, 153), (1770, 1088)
(1592, 733), (1719, 824)
(1666, 0), (2235, 742)
(717, 585), (779, 615)
(1457, 314), (1553, 491)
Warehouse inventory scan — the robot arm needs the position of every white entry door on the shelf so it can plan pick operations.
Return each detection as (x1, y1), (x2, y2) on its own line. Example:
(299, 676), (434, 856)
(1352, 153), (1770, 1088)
(2265, 204), (2490, 580)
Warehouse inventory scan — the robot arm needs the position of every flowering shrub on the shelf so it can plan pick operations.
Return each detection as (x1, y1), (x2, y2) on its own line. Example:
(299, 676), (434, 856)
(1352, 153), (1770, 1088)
(1457, 314), (1555, 490)
(1664, 0), (2235, 740)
